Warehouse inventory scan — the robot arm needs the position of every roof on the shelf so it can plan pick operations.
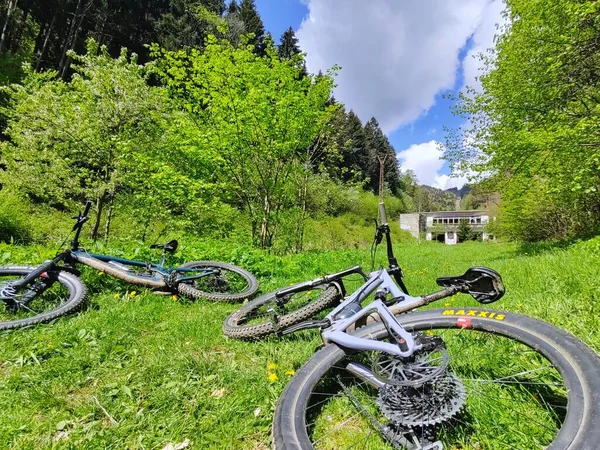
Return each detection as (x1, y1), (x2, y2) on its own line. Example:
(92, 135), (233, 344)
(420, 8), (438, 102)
(421, 210), (490, 217)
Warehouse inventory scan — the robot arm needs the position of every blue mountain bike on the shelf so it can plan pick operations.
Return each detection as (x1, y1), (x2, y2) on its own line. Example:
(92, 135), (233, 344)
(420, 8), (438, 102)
(0, 202), (258, 331)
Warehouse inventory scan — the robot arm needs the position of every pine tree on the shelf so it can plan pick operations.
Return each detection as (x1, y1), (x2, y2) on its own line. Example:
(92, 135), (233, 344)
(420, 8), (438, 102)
(278, 27), (300, 59)
(343, 111), (369, 183)
(364, 117), (401, 196)
(239, 0), (264, 54)
(227, 0), (239, 14)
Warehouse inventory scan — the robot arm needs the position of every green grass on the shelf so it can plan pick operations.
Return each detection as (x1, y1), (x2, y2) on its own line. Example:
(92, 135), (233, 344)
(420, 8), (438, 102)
(1, 237), (600, 449)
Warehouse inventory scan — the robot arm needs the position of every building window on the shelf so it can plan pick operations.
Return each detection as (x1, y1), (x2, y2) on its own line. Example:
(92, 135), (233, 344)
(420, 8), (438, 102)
(476, 218), (481, 224)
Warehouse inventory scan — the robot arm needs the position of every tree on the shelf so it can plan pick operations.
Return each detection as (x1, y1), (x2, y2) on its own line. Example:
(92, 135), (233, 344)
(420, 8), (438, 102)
(446, 0), (600, 240)
(239, 0), (264, 54)
(457, 219), (474, 242)
(364, 117), (402, 196)
(0, 40), (176, 238)
(226, 0), (239, 14)
(152, 36), (336, 248)
(278, 27), (300, 60)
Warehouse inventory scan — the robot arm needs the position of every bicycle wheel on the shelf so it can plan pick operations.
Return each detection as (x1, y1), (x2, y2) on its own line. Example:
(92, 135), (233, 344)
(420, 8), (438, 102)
(274, 308), (600, 450)
(223, 282), (342, 340)
(0, 266), (87, 331)
(176, 261), (259, 302)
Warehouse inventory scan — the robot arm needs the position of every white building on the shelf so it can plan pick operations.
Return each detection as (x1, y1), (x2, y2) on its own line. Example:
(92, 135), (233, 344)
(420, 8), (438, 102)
(400, 210), (494, 245)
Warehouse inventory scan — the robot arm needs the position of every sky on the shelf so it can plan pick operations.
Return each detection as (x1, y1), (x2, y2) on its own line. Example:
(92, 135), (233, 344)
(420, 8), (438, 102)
(255, 0), (506, 190)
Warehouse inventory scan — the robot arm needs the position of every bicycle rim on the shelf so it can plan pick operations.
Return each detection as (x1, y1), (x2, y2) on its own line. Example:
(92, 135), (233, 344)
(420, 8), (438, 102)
(274, 309), (600, 450)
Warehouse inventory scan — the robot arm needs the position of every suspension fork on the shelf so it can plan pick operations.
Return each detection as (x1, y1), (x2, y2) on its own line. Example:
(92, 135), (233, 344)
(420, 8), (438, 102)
(9, 251), (72, 290)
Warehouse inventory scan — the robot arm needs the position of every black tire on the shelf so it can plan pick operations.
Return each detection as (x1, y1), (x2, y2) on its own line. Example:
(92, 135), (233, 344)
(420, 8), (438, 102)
(176, 261), (258, 302)
(0, 266), (87, 331)
(223, 283), (342, 340)
(274, 308), (600, 450)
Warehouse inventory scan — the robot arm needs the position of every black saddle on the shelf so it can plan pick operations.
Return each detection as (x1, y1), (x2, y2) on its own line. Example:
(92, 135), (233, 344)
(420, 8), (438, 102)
(150, 239), (178, 253)
(436, 267), (505, 304)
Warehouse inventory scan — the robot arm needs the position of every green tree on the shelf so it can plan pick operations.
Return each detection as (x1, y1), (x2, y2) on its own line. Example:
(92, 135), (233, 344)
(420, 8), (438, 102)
(152, 35), (335, 248)
(0, 40), (175, 238)
(278, 27), (300, 60)
(446, 0), (600, 240)
(364, 117), (401, 196)
(457, 218), (474, 242)
(239, 0), (264, 54)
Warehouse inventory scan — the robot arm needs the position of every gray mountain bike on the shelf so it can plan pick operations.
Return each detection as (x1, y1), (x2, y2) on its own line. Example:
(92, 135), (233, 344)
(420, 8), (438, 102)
(225, 203), (600, 449)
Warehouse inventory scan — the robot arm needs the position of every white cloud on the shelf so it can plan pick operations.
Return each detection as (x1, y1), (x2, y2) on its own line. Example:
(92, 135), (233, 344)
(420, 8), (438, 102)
(397, 140), (469, 189)
(297, 0), (489, 133)
(462, 0), (507, 94)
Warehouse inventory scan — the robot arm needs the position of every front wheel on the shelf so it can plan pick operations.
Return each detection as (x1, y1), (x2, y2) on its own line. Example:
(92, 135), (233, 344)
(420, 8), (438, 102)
(176, 261), (258, 302)
(274, 308), (600, 450)
(223, 282), (342, 340)
(0, 266), (87, 331)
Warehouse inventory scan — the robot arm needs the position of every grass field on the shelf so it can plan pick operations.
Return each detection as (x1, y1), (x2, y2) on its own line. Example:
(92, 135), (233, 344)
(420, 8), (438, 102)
(1, 237), (600, 449)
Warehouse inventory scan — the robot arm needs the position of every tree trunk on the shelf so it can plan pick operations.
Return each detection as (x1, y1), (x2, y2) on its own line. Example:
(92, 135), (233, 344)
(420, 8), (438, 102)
(11, 1), (30, 52)
(91, 195), (105, 241)
(103, 194), (114, 240)
(60, 0), (90, 78)
(0, 0), (15, 54)
(260, 194), (271, 249)
(35, 13), (56, 71)
(58, 0), (83, 76)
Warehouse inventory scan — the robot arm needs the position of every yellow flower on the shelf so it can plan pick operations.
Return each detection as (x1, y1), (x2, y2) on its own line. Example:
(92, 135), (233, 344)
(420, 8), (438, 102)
(129, 291), (136, 298)
(268, 373), (278, 383)
(98, 271), (104, 276)
(267, 363), (277, 371)
(172, 295), (178, 302)
(518, 303), (523, 307)
(285, 369), (295, 376)
(444, 303), (451, 307)
(113, 293), (119, 298)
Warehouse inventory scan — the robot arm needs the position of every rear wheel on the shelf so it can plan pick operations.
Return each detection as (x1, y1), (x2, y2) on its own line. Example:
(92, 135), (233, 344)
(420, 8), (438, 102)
(223, 283), (342, 340)
(0, 266), (87, 331)
(274, 309), (600, 450)
(176, 261), (258, 302)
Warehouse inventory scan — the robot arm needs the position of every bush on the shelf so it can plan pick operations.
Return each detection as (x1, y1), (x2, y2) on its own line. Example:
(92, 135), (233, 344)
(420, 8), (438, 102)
(0, 192), (32, 244)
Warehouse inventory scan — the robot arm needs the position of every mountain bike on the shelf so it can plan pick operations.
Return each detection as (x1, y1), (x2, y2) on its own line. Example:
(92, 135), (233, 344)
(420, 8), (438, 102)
(225, 203), (600, 449)
(0, 201), (258, 331)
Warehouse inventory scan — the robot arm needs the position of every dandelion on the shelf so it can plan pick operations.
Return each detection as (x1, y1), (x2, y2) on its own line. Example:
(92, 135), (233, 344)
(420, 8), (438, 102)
(285, 369), (295, 376)
(129, 291), (136, 298)
(267, 363), (277, 371)
(444, 303), (451, 307)
(172, 295), (178, 302)
(98, 271), (104, 276)
(268, 373), (278, 383)
(113, 293), (119, 298)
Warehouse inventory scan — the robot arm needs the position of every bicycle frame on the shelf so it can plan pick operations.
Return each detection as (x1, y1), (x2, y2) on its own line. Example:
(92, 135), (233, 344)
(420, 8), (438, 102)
(322, 269), (423, 358)
(70, 250), (218, 284)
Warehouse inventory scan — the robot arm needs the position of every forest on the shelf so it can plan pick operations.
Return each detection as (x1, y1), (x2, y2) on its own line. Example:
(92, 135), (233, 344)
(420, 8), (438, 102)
(0, 0), (599, 249)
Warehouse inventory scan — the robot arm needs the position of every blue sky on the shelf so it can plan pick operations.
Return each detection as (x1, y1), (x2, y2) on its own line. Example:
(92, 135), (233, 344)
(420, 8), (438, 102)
(255, 0), (505, 189)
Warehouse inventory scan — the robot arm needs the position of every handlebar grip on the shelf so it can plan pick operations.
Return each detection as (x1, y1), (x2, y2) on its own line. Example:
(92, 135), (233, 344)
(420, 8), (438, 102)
(378, 202), (388, 225)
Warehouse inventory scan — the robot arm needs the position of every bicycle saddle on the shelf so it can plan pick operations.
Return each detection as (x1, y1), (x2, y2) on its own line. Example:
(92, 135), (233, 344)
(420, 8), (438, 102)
(150, 239), (179, 253)
(436, 267), (505, 304)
